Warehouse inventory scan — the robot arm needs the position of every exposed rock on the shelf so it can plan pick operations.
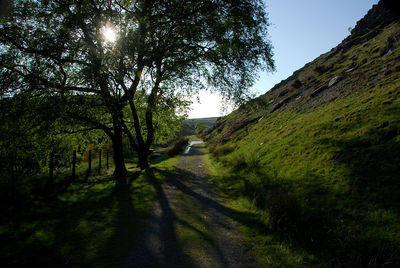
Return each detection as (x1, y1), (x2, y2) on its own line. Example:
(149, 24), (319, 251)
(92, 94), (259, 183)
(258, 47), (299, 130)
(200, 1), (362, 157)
(278, 89), (289, 97)
(349, 0), (399, 39)
(271, 102), (283, 112)
(271, 94), (299, 112)
(328, 76), (344, 87)
(310, 86), (328, 98)
(383, 47), (395, 57)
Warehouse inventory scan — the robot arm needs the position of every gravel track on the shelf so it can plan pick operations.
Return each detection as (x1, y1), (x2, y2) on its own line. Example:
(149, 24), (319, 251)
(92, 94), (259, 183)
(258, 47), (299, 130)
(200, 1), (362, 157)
(119, 142), (256, 267)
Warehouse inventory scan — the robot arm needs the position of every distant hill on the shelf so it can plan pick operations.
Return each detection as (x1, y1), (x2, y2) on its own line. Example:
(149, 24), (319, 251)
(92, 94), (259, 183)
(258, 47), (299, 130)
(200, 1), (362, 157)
(204, 0), (400, 266)
(180, 117), (219, 136)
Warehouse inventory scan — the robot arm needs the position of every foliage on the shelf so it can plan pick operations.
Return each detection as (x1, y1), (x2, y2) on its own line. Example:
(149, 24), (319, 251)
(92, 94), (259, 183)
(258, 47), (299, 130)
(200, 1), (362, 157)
(0, 95), (99, 173)
(124, 90), (188, 146)
(0, 0), (274, 174)
(0, 151), (179, 267)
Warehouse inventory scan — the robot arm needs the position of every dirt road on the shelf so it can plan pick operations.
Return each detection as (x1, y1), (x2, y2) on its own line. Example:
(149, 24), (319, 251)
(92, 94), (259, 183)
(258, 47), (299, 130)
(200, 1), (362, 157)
(119, 141), (256, 267)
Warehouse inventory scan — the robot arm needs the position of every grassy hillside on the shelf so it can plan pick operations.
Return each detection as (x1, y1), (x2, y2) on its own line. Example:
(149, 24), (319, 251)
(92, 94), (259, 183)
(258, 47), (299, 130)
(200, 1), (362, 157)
(204, 3), (400, 266)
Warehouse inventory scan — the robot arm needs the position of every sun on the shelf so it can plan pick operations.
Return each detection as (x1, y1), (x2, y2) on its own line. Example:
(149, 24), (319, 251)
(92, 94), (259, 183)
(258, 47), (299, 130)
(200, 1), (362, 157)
(101, 25), (116, 43)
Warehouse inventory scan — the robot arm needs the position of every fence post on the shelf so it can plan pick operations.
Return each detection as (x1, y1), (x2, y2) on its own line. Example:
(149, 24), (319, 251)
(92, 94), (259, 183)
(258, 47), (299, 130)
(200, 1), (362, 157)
(72, 150), (76, 179)
(8, 157), (14, 199)
(49, 151), (54, 185)
(88, 150), (92, 174)
(106, 150), (109, 169)
(98, 149), (102, 173)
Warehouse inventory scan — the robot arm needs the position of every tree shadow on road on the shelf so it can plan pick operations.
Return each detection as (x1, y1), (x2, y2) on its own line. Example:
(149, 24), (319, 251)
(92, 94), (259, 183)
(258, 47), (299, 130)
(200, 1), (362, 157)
(143, 167), (269, 265)
(125, 167), (248, 267)
(163, 167), (267, 232)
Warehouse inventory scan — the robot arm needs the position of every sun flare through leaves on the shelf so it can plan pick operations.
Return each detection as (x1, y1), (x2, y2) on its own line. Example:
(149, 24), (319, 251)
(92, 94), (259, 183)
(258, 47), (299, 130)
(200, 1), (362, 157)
(101, 24), (116, 43)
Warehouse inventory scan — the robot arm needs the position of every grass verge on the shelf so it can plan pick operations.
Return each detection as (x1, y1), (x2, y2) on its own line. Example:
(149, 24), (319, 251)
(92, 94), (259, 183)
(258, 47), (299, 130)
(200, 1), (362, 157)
(0, 154), (179, 267)
(203, 152), (321, 267)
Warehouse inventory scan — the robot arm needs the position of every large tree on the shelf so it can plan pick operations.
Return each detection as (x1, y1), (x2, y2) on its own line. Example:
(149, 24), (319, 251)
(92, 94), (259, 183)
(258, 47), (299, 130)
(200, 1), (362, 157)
(0, 0), (274, 182)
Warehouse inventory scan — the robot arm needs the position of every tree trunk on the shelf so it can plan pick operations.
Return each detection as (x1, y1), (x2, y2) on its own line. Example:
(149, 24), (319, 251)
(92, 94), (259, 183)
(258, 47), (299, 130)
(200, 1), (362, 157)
(137, 147), (149, 169)
(112, 119), (127, 182)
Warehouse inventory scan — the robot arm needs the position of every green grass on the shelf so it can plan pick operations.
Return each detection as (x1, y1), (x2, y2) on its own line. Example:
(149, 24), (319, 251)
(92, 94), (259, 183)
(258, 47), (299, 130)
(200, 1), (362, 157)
(0, 154), (179, 267)
(203, 22), (400, 267)
(205, 81), (400, 266)
(203, 153), (318, 267)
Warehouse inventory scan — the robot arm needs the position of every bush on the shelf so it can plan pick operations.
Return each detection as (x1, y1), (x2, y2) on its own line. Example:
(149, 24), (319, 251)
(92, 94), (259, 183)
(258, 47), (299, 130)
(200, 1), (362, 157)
(167, 136), (189, 156)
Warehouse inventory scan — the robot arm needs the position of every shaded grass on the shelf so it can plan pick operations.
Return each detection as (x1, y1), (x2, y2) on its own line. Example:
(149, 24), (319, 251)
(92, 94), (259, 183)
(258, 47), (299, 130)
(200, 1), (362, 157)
(203, 153), (317, 267)
(0, 155), (179, 267)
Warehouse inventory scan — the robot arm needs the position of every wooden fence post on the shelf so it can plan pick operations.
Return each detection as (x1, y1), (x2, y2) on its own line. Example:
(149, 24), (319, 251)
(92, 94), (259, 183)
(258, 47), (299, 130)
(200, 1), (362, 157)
(49, 151), (54, 184)
(106, 150), (109, 169)
(88, 150), (92, 174)
(72, 150), (76, 179)
(8, 157), (14, 199)
(98, 149), (102, 173)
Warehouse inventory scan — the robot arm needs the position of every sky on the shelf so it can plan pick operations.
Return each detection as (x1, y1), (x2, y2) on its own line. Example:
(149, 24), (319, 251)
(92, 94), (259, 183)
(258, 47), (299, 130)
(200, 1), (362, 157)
(188, 0), (379, 119)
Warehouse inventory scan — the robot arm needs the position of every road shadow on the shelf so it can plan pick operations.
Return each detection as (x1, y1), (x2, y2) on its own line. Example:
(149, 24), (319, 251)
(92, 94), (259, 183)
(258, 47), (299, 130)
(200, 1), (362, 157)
(166, 167), (267, 232)
(120, 165), (256, 267)
(119, 168), (194, 267)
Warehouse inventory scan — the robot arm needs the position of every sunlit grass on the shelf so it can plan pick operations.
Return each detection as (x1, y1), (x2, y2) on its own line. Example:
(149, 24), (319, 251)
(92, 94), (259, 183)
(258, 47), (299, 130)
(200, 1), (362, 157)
(203, 22), (400, 266)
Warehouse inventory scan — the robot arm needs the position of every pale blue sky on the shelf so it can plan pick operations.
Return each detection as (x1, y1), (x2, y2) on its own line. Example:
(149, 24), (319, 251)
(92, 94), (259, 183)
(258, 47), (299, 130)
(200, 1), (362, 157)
(189, 0), (379, 118)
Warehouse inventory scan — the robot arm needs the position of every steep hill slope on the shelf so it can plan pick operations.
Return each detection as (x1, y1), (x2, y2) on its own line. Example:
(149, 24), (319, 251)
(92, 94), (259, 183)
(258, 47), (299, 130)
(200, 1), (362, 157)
(204, 1), (400, 266)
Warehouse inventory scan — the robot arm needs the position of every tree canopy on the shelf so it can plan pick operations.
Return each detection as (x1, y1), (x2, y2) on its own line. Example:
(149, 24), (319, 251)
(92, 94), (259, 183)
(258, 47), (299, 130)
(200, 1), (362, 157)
(0, 0), (274, 181)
